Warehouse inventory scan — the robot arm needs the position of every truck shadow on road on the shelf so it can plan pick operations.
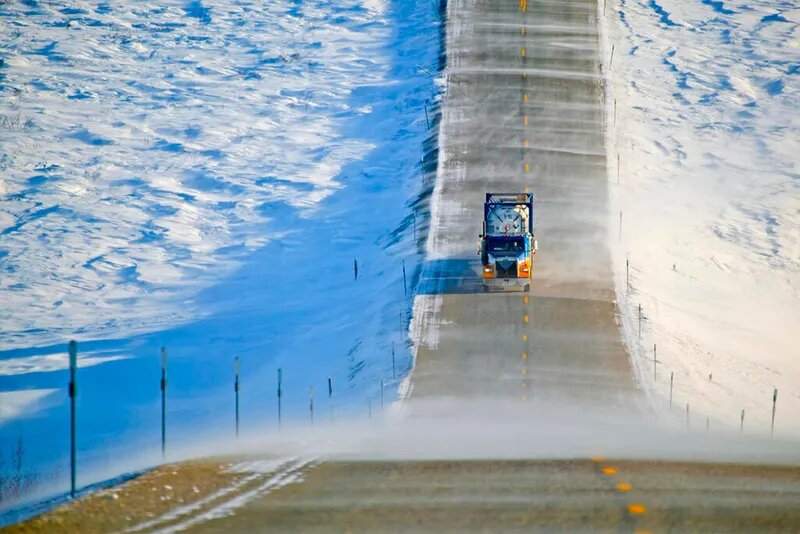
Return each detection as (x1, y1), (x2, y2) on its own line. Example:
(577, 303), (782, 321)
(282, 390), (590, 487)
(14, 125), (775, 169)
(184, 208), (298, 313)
(416, 258), (485, 294)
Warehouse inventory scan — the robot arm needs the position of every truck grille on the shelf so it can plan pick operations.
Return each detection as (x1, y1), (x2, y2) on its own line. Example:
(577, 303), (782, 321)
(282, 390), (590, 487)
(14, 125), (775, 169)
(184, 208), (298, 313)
(496, 259), (518, 278)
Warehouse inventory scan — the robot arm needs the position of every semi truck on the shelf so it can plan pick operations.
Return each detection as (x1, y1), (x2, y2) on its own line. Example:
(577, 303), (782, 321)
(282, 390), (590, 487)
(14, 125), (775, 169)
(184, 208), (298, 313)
(479, 193), (536, 292)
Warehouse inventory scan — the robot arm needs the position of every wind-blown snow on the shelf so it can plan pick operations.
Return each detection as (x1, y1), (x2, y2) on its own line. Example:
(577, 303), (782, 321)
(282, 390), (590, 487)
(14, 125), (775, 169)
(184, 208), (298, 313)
(602, 0), (800, 435)
(0, 0), (386, 349)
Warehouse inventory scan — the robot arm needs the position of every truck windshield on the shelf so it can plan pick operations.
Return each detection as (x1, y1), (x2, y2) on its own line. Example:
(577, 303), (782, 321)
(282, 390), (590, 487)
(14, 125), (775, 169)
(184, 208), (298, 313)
(488, 239), (525, 252)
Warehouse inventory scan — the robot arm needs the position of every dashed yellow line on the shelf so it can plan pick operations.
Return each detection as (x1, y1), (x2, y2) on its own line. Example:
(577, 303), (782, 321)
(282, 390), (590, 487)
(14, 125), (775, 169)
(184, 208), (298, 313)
(521, 47), (526, 58)
(602, 466), (617, 475)
(522, 352), (528, 360)
(523, 139), (529, 148)
(523, 296), (529, 304)
(523, 93), (528, 103)
(523, 115), (529, 126)
(616, 483), (632, 492)
(627, 504), (647, 516)
(523, 315), (529, 324)
(521, 27), (526, 37)
(523, 162), (530, 172)
(522, 334), (528, 342)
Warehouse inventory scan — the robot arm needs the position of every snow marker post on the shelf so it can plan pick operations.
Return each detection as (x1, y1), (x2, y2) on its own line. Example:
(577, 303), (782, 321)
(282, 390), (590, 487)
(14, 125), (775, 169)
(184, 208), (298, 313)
(625, 256), (629, 292)
(392, 342), (396, 380)
(740, 409), (745, 434)
(354, 259), (358, 281)
(68, 340), (77, 499)
(424, 102), (430, 129)
(160, 346), (167, 459)
(686, 403), (690, 430)
(610, 45), (615, 67)
(771, 388), (777, 437)
(234, 357), (240, 439)
(277, 368), (283, 429)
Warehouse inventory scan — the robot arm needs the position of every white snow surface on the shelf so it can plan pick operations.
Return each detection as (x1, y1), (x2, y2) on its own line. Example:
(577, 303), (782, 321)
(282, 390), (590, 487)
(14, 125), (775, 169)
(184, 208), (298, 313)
(602, 0), (800, 435)
(0, 0), (388, 349)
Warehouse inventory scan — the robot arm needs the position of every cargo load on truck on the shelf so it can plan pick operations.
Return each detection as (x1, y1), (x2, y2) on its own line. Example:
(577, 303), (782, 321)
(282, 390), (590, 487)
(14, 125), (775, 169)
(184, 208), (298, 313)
(479, 193), (537, 292)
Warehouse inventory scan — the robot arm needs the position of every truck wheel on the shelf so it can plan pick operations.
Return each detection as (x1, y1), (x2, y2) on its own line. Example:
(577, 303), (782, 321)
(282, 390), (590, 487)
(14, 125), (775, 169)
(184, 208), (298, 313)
(524, 284), (530, 292)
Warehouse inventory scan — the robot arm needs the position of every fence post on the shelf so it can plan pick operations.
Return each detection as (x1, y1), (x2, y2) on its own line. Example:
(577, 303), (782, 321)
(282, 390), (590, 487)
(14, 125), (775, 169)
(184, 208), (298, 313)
(160, 347), (167, 459)
(68, 341), (78, 499)
(653, 344), (657, 382)
(328, 377), (333, 421)
(234, 357), (240, 439)
(277, 368), (283, 429)
(638, 304), (642, 337)
(669, 371), (673, 409)
(402, 261), (408, 297)
(392, 342), (396, 380)
(771, 388), (778, 437)
(309, 386), (314, 426)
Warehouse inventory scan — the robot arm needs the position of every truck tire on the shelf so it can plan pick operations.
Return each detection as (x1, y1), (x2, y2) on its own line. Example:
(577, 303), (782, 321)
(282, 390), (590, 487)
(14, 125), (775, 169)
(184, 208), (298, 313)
(524, 284), (530, 292)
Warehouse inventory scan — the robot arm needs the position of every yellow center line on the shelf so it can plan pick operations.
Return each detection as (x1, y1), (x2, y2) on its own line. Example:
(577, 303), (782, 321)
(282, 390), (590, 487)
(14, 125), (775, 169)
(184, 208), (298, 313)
(590, 456), (605, 463)
(616, 483), (632, 492)
(602, 467), (617, 475)
(523, 315), (529, 323)
(523, 162), (530, 172)
(522, 352), (528, 360)
(523, 115), (529, 126)
(522, 334), (528, 341)
(521, 47), (526, 58)
(523, 296), (529, 304)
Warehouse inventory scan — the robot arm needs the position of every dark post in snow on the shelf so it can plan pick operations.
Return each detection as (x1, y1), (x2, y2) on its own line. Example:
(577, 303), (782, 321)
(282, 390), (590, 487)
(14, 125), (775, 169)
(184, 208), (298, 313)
(234, 357), (240, 439)
(392, 342), (396, 380)
(354, 259), (358, 281)
(669, 371), (674, 410)
(653, 344), (657, 382)
(686, 402), (690, 430)
(400, 311), (405, 341)
(771, 388), (778, 437)
(277, 368), (283, 429)
(610, 44), (615, 67)
(402, 261), (408, 297)
(740, 409), (745, 435)
(328, 377), (333, 421)
(638, 303), (642, 338)
(424, 102), (430, 129)
(625, 257), (629, 293)
(160, 346), (167, 459)
(309, 386), (315, 426)
(68, 340), (78, 499)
